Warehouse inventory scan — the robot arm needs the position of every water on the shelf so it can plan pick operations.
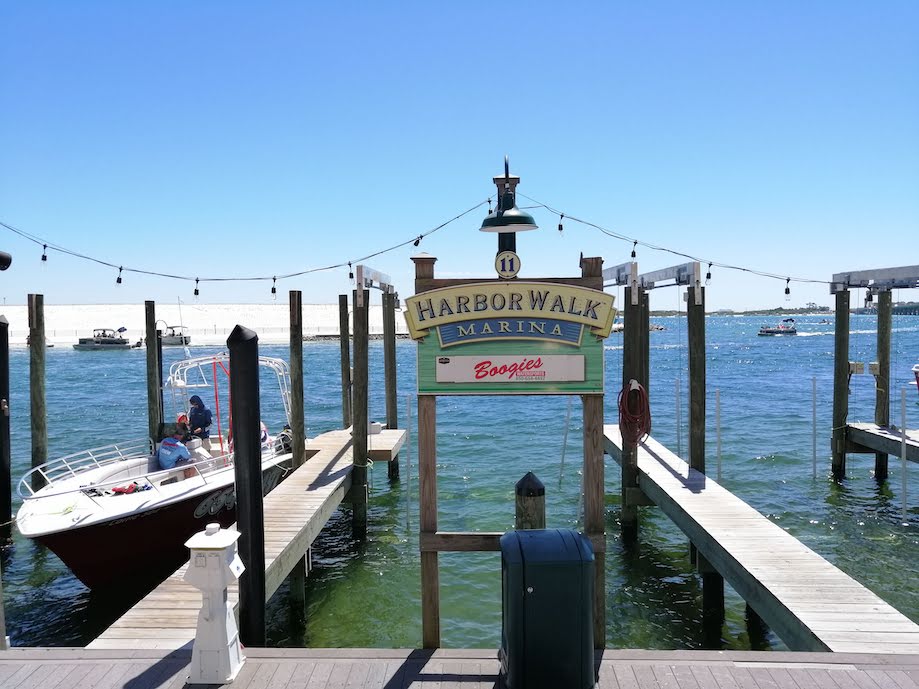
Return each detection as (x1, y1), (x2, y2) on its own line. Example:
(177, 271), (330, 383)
(2, 314), (918, 650)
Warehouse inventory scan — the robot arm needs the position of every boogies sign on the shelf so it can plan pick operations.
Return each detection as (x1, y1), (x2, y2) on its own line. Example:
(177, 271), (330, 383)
(405, 281), (616, 395)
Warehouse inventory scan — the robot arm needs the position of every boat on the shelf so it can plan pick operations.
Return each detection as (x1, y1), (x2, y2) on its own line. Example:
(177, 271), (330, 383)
(26, 335), (54, 348)
(911, 364), (919, 400)
(15, 353), (297, 588)
(161, 325), (191, 346)
(758, 318), (797, 336)
(72, 327), (132, 350)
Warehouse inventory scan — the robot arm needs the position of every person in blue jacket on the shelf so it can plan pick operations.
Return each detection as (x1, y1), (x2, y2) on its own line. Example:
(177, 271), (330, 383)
(157, 425), (191, 470)
(188, 395), (213, 440)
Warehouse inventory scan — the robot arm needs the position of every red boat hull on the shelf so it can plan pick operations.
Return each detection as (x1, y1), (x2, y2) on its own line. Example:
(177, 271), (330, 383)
(36, 463), (288, 588)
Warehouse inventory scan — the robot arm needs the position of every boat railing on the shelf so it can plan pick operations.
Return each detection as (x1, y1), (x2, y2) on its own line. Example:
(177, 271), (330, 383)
(17, 437), (155, 499)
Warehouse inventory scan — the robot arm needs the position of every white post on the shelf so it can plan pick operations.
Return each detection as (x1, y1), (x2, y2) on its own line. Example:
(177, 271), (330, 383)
(716, 389), (722, 481)
(902, 389), (908, 524)
(676, 378), (682, 459)
(184, 523), (246, 685)
(812, 376), (818, 480)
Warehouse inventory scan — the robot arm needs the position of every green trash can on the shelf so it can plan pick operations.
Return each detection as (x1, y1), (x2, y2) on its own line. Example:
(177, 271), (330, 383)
(499, 528), (595, 689)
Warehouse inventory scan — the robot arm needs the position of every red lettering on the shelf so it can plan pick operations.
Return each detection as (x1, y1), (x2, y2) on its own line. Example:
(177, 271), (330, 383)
(474, 361), (491, 379)
(472, 357), (546, 380)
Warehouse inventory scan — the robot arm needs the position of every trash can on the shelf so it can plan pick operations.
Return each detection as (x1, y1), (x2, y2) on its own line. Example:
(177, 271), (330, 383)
(499, 528), (595, 689)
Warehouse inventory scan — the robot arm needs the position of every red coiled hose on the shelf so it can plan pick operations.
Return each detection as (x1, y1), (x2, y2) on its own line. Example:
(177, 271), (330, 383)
(618, 379), (651, 445)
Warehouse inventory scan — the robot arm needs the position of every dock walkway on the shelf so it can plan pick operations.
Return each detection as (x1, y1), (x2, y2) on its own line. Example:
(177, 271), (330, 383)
(605, 426), (919, 654)
(847, 422), (919, 463)
(88, 428), (405, 651)
(3, 647), (919, 688)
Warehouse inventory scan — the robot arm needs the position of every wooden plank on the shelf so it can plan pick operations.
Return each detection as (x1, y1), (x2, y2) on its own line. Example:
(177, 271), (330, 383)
(604, 426), (919, 654)
(418, 393), (439, 649)
(419, 531), (503, 552)
(847, 424), (919, 463)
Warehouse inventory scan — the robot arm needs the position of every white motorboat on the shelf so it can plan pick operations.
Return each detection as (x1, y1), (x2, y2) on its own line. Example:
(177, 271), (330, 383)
(161, 325), (191, 346)
(16, 353), (297, 588)
(73, 327), (132, 350)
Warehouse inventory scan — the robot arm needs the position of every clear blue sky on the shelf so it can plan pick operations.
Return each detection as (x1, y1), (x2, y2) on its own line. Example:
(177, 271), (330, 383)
(1, 1), (917, 310)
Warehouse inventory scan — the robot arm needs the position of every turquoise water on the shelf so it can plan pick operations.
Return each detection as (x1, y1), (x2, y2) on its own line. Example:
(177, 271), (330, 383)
(2, 314), (918, 650)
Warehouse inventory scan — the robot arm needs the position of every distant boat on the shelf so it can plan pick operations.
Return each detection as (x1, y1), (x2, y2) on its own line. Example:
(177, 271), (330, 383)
(161, 325), (191, 346)
(911, 364), (918, 401)
(26, 335), (54, 348)
(73, 328), (132, 351)
(758, 318), (797, 336)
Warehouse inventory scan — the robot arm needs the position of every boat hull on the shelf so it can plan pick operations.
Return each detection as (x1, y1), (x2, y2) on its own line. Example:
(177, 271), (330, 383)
(161, 336), (191, 346)
(72, 343), (132, 350)
(34, 461), (289, 588)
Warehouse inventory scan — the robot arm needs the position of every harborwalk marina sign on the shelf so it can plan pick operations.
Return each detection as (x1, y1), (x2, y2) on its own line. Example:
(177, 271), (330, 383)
(405, 281), (616, 395)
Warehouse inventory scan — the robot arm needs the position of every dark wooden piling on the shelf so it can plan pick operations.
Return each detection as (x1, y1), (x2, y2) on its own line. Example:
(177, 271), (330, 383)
(338, 294), (352, 428)
(687, 286), (706, 475)
(0, 316), (10, 530)
(144, 302), (161, 441)
(351, 288), (369, 539)
(832, 290), (850, 479)
(621, 286), (641, 543)
(581, 255), (606, 649)
(383, 290), (399, 479)
(514, 472), (546, 529)
(698, 553), (725, 648)
(874, 290), (891, 480)
(28, 294), (47, 491)
(288, 290), (307, 615)
(228, 325), (266, 647)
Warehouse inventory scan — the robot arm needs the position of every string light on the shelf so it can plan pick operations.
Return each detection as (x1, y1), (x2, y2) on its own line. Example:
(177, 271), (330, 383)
(631, 240), (637, 260)
(348, 262), (353, 280)
(413, 236), (422, 247)
(558, 213), (564, 233)
(705, 263), (712, 286)
(194, 278), (200, 301)
(41, 244), (47, 262)
(271, 277), (277, 301)
(784, 278), (791, 301)
(487, 199), (492, 213)
(116, 267), (123, 285)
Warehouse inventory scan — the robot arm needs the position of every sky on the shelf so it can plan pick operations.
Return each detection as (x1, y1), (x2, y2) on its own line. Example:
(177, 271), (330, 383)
(1, 1), (917, 311)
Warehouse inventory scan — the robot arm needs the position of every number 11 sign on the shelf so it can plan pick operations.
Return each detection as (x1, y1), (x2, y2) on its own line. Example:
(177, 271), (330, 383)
(495, 250), (520, 279)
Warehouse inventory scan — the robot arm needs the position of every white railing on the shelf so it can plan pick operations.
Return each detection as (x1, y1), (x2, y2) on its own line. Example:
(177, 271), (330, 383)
(17, 437), (154, 498)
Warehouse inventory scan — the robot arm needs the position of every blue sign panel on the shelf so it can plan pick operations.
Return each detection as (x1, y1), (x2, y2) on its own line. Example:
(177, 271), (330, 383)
(437, 318), (583, 348)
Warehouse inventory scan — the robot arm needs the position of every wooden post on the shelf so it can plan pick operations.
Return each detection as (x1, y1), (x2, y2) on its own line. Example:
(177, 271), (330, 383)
(621, 286), (641, 543)
(351, 288), (369, 539)
(412, 253), (440, 648)
(383, 290), (399, 479)
(831, 289), (850, 479)
(419, 394), (439, 648)
(0, 316), (10, 531)
(698, 554), (724, 648)
(227, 325), (266, 647)
(288, 290), (307, 616)
(338, 294), (352, 428)
(687, 286), (706, 474)
(874, 290), (891, 480)
(145, 301), (161, 441)
(514, 472), (546, 529)
(746, 603), (770, 650)
(580, 255), (605, 649)
(28, 294), (47, 492)
(639, 290), (650, 392)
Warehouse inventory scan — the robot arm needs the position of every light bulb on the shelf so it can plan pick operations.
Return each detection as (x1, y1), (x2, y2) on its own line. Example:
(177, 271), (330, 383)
(705, 264), (712, 286)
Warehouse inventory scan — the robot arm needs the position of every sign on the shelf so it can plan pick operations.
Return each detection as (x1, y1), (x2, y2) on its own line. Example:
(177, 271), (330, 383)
(495, 250), (521, 279)
(408, 279), (615, 395)
(435, 355), (584, 384)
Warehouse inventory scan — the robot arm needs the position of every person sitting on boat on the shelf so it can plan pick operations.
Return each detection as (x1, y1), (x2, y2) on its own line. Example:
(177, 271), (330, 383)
(157, 424), (192, 472)
(188, 395), (213, 445)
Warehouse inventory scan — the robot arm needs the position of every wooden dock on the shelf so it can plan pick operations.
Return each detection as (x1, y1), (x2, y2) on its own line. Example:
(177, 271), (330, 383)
(847, 422), (919, 463)
(4, 647), (919, 688)
(88, 428), (405, 651)
(605, 426), (919, 654)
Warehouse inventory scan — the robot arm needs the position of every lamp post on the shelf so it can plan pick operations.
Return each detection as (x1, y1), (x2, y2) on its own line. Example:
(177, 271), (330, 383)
(479, 157), (538, 254)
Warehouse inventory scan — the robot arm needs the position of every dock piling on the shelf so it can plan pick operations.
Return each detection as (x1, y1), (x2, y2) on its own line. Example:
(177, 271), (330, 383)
(383, 290), (399, 479)
(621, 286), (641, 543)
(831, 289), (850, 479)
(514, 472), (546, 529)
(288, 290), (307, 616)
(145, 301), (162, 441)
(338, 294), (352, 429)
(874, 290), (892, 480)
(0, 316), (10, 531)
(227, 325), (266, 647)
(27, 294), (47, 492)
(351, 288), (369, 539)
(687, 285), (705, 475)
